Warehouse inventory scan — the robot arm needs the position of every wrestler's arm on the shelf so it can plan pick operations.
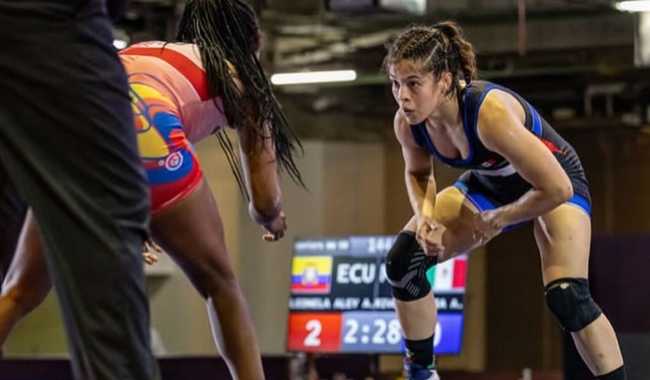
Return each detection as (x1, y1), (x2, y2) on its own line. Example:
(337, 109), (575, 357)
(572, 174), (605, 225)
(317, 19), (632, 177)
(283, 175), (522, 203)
(476, 92), (573, 227)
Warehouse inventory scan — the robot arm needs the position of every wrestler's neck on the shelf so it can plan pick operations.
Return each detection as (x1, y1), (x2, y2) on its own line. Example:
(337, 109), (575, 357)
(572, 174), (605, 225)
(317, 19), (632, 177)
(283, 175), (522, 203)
(424, 92), (462, 132)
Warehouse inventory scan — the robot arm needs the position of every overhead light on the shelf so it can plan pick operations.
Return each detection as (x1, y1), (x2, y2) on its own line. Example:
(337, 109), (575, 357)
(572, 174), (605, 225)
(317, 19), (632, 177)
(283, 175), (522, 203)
(615, 1), (650, 12)
(381, 0), (426, 15)
(270, 70), (357, 85)
(113, 39), (128, 49)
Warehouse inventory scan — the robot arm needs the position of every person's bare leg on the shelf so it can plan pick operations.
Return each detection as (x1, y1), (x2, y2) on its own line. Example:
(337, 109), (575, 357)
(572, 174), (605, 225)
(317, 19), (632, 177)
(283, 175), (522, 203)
(394, 216), (439, 341)
(0, 211), (52, 348)
(151, 180), (264, 380)
(535, 205), (624, 377)
(397, 186), (481, 333)
(392, 187), (480, 379)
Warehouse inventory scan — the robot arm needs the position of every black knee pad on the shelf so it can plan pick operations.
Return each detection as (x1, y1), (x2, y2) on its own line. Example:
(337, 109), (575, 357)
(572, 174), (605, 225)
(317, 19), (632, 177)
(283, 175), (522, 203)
(544, 278), (602, 332)
(385, 231), (437, 301)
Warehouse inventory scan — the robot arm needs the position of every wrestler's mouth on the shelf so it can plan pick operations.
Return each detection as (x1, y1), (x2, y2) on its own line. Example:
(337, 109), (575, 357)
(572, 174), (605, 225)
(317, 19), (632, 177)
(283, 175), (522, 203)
(402, 108), (416, 116)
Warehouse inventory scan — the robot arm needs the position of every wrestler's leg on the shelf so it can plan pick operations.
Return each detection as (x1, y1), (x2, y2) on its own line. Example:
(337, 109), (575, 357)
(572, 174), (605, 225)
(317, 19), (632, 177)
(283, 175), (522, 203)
(151, 180), (265, 380)
(535, 205), (625, 379)
(0, 211), (51, 347)
(389, 186), (480, 379)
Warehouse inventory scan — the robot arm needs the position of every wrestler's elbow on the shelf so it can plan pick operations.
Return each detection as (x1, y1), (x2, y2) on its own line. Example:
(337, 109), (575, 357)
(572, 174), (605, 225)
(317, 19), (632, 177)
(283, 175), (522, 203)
(547, 176), (573, 205)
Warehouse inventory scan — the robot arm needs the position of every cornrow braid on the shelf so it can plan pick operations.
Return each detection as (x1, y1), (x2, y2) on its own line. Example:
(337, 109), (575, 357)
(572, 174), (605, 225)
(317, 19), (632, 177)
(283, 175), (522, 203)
(433, 21), (477, 90)
(383, 21), (477, 97)
(176, 0), (304, 197)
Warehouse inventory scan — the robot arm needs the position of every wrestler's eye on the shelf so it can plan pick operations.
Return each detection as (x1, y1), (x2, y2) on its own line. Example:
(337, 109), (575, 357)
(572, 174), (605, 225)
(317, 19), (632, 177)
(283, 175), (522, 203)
(407, 81), (421, 89)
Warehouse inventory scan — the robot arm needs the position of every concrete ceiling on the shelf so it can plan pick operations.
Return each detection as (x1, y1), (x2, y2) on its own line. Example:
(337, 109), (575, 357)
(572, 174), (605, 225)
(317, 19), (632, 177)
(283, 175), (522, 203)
(122, 0), (650, 134)
(125, 0), (635, 71)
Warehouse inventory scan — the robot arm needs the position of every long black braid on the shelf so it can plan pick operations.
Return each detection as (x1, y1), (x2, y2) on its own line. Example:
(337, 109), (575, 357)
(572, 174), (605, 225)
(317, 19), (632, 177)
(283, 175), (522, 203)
(176, 0), (304, 196)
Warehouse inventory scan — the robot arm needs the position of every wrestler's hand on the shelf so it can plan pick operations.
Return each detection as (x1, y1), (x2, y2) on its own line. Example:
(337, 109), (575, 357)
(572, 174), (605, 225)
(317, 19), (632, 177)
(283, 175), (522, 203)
(416, 216), (446, 257)
(472, 210), (504, 246)
(143, 238), (161, 265)
(262, 211), (286, 242)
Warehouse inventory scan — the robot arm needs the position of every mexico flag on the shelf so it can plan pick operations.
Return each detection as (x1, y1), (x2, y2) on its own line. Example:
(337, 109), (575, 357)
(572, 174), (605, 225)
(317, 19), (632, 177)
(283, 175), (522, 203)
(426, 255), (467, 292)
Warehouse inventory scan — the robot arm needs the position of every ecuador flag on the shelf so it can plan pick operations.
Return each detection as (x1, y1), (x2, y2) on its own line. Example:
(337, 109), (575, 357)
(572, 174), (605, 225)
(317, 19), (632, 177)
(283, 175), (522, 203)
(291, 256), (333, 294)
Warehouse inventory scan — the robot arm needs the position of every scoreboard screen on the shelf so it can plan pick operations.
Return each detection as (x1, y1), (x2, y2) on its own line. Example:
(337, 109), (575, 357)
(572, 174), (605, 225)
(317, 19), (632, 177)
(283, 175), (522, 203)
(287, 236), (468, 354)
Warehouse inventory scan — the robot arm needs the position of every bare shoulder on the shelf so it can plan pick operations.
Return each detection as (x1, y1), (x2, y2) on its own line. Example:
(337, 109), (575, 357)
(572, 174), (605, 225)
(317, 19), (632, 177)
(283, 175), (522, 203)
(478, 89), (529, 151)
(478, 90), (512, 124)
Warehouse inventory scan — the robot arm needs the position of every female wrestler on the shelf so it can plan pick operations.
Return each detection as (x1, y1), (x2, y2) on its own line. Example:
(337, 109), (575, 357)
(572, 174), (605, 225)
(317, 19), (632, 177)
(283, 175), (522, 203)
(0, 1), (302, 379)
(383, 21), (626, 380)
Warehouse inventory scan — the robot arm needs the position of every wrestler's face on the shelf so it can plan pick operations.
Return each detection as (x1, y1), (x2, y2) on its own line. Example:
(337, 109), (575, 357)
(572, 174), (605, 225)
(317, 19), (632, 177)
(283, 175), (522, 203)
(388, 59), (452, 124)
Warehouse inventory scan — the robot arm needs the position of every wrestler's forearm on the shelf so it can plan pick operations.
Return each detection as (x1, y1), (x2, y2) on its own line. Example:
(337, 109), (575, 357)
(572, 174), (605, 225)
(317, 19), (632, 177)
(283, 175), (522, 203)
(238, 122), (283, 223)
(244, 155), (282, 223)
(405, 171), (434, 220)
(491, 187), (571, 226)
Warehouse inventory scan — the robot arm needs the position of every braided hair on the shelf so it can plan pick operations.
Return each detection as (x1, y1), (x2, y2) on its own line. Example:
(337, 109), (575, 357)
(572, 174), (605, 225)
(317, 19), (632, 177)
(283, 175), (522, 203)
(383, 21), (477, 97)
(176, 0), (304, 194)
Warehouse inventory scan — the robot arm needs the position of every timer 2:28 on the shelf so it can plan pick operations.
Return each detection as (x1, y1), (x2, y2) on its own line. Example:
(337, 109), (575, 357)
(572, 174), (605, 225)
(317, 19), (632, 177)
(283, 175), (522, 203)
(342, 317), (402, 345)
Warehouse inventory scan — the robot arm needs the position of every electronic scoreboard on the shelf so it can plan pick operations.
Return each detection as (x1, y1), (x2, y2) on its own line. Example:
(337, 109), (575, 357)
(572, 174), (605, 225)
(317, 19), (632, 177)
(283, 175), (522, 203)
(287, 236), (468, 354)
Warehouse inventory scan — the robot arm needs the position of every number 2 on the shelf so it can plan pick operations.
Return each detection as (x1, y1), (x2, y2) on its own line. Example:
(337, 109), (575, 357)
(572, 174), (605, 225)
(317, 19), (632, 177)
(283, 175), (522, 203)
(304, 319), (322, 347)
(344, 319), (359, 344)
